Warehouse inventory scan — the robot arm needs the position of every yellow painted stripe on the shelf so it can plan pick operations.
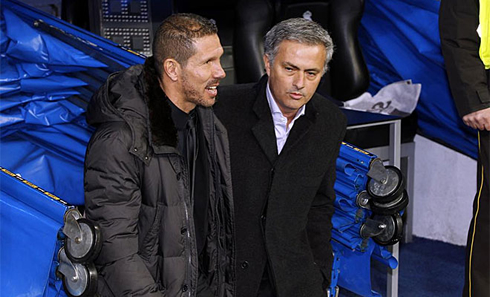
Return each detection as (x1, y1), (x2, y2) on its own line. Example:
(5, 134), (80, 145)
(468, 132), (484, 297)
(0, 166), (68, 205)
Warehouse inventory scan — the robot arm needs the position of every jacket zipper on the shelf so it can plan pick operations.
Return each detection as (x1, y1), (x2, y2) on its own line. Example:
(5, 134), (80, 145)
(184, 198), (192, 297)
(180, 155), (192, 297)
(209, 115), (222, 295)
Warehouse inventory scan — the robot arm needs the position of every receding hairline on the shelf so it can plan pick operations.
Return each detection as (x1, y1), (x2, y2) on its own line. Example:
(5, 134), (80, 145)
(152, 13), (218, 75)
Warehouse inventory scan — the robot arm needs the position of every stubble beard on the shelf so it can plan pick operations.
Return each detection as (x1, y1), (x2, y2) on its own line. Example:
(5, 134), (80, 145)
(181, 73), (215, 108)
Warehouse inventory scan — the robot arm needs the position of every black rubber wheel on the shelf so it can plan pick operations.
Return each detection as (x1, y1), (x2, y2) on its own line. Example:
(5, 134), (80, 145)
(370, 190), (409, 216)
(367, 165), (405, 203)
(65, 218), (102, 264)
(62, 262), (98, 297)
(373, 213), (404, 246)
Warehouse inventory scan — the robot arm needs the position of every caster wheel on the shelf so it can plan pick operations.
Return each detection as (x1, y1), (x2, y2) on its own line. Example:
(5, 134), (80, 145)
(373, 213), (404, 246)
(370, 190), (409, 216)
(65, 218), (102, 264)
(367, 166), (405, 203)
(62, 261), (98, 297)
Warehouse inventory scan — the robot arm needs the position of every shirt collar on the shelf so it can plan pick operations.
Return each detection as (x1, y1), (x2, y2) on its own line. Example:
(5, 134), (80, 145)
(167, 97), (196, 131)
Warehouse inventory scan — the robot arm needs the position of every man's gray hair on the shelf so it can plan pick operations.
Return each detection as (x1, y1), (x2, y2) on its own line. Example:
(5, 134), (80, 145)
(264, 18), (334, 74)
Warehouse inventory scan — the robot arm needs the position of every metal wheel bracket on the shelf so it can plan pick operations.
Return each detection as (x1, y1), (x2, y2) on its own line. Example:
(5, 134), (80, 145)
(360, 218), (387, 239)
(57, 248), (79, 284)
(57, 247), (98, 297)
(366, 158), (388, 183)
(63, 209), (83, 241)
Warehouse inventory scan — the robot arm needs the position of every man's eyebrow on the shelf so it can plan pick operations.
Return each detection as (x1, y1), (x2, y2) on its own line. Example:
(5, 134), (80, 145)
(283, 61), (299, 70)
(200, 48), (224, 62)
(304, 66), (321, 73)
(283, 61), (320, 72)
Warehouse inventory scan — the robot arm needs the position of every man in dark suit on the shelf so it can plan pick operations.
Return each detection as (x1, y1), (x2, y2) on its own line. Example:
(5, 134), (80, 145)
(214, 18), (347, 297)
(440, 1), (490, 296)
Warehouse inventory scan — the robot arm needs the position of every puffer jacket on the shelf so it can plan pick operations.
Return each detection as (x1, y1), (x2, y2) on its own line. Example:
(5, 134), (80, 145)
(84, 61), (235, 297)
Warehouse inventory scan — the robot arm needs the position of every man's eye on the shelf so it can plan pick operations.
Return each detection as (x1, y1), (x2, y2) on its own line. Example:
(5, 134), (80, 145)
(285, 67), (293, 71)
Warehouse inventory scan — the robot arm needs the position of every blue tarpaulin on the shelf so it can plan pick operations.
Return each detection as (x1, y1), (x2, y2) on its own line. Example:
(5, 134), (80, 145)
(0, 1), (144, 206)
(0, 1), (144, 295)
(0, 166), (70, 297)
(359, 0), (478, 159)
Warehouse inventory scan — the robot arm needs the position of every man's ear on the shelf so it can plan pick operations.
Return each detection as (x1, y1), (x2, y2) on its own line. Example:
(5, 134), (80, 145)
(163, 58), (180, 82)
(263, 54), (271, 76)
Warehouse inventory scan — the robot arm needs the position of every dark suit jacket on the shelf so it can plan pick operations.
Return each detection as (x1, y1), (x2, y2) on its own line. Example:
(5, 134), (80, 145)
(440, 0), (490, 117)
(214, 76), (347, 297)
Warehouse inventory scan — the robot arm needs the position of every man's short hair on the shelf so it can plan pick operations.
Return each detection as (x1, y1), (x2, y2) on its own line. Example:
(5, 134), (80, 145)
(264, 18), (334, 74)
(152, 13), (218, 76)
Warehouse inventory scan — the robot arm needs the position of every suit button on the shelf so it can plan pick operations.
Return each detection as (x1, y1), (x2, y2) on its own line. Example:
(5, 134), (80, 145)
(241, 261), (249, 269)
(261, 215), (266, 221)
(182, 285), (188, 292)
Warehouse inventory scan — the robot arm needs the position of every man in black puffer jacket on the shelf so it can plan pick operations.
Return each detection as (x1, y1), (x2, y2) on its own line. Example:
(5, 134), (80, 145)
(84, 13), (235, 297)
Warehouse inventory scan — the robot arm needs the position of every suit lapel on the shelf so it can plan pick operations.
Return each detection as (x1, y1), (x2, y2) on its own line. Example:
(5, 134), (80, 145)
(281, 100), (317, 155)
(252, 79), (278, 164)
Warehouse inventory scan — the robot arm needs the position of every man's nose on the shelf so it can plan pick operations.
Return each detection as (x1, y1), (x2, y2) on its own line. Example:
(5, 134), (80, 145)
(214, 61), (226, 79)
(293, 73), (305, 89)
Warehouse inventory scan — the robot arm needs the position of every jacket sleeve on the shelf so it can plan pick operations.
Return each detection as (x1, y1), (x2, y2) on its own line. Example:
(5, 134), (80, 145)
(84, 126), (163, 297)
(439, 0), (490, 117)
(306, 118), (347, 290)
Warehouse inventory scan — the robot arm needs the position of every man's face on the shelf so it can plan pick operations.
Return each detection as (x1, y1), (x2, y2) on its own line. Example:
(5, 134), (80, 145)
(181, 34), (225, 108)
(265, 40), (326, 119)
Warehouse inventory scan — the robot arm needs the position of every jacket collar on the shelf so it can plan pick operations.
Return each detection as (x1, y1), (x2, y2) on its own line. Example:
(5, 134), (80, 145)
(252, 76), (278, 164)
(140, 59), (178, 150)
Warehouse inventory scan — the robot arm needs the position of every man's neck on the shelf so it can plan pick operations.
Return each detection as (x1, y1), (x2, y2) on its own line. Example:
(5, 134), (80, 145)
(159, 78), (196, 114)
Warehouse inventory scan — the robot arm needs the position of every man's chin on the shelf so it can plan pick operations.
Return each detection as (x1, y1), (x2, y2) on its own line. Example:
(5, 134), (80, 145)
(198, 97), (216, 108)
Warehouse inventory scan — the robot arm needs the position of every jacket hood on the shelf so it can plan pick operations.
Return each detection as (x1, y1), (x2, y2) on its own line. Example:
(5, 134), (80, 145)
(86, 59), (178, 151)
(86, 65), (143, 125)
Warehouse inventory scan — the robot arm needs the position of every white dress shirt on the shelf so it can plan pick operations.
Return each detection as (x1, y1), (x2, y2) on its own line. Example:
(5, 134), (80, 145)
(266, 82), (305, 154)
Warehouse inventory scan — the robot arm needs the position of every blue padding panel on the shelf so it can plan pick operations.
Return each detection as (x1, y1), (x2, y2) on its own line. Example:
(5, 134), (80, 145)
(0, 191), (62, 296)
(1, 134), (85, 206)
(333, 240), (382, 297)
